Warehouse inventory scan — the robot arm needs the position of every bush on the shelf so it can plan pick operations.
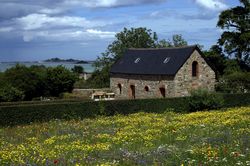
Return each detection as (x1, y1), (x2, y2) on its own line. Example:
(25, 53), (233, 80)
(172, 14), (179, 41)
(216, 72), (250, 93)
(188, 89), (224, 112)
(0, 93), (250, 126)
(0, 85), (24, 102)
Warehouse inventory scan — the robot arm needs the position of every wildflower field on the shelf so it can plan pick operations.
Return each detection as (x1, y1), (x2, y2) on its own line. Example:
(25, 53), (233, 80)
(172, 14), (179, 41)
(0, 107), (249, 165)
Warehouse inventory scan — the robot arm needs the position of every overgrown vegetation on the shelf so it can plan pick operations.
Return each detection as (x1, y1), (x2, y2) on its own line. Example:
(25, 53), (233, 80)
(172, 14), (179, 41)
(0, 107), (249, 165)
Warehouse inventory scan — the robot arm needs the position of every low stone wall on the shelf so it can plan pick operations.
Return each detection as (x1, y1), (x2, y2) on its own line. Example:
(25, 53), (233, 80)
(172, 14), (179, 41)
(72, 88), (111, 98)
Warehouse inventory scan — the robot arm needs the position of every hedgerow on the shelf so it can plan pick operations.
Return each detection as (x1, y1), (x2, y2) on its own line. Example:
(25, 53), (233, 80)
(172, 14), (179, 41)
(0, 93), (249, 126)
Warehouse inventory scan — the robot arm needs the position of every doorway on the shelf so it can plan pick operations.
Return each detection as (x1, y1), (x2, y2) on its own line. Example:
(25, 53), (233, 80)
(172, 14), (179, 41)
(130, 85), (136, 99)
(159, 87), (166, 98)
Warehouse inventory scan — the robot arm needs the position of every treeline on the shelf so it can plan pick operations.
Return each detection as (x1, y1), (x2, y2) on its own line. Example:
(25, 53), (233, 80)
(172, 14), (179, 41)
(0, 65), (78, 102)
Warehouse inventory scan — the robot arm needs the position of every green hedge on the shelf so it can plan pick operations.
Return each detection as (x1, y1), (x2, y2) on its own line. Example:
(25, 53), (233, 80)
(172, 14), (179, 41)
(0, 93), (250, 127)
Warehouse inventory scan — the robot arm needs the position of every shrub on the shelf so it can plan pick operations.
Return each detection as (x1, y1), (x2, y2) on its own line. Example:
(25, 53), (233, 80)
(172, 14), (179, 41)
(0, 93), (249, 126)
(188, 89), (224, 112)
(0, 85), (24, 102)
(216, 72), (250, 93)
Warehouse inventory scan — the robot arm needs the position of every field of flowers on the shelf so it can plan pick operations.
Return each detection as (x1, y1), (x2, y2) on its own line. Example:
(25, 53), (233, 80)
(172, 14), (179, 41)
(0, 107), (249, 165)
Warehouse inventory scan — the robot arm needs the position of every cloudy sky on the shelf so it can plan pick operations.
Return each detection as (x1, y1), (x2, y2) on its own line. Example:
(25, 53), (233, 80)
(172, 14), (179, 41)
(0, 0), (239, 61)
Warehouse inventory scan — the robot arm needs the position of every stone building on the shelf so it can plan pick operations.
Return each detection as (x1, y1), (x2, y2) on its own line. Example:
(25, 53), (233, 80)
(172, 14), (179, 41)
(110, 45), (215, 99)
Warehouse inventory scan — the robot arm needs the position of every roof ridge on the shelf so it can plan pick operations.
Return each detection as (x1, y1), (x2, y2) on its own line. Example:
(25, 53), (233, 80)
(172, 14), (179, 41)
(127, 45), (197, 50)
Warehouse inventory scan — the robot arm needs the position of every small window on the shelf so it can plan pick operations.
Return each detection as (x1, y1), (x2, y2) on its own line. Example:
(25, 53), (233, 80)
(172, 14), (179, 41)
(144, 86), (149, 92)
(134, 58), (140, 63)
(192, 61), (198, 77)
(163, 57), (170, 64)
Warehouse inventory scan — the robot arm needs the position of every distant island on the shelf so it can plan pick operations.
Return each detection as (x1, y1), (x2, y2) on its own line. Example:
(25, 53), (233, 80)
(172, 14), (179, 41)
(44, 58), (93, 64)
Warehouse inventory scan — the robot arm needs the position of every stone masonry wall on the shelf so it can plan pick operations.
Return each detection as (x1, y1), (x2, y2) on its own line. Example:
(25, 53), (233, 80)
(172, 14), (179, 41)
(110, 74), (175, 99)
(110, 50), (216, 99)
(174, 50), (216, 97)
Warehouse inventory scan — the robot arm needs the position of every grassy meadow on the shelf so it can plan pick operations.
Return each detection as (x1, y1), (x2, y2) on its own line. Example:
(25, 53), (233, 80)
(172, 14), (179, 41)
(0, 107), (249, 165)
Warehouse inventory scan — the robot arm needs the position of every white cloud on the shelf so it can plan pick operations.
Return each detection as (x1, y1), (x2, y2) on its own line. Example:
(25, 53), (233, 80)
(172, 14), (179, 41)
(38, 8), (64, 15)
(195, 0), (228, 11)
(0, 27), (14, 32)
(86, 29), (116, 38)
(22, 29), (115, 42)
(16, 14), (107, 30)
(64, 0), (164, 8)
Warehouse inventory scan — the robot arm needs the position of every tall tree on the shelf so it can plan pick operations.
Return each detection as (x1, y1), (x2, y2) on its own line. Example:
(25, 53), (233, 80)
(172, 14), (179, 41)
(46, 66), (77, 96)
(217, 0), (250, 63)
(95, 27), (158, 69)
(203, 45), (227, 77)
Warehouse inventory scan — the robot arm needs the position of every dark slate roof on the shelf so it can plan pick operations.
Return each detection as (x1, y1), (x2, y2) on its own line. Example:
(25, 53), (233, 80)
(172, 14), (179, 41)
(110, 45), (201, 75)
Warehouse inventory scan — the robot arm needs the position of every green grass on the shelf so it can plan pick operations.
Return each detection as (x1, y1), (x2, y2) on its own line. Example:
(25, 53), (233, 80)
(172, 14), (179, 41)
(0, 107), (249, 165)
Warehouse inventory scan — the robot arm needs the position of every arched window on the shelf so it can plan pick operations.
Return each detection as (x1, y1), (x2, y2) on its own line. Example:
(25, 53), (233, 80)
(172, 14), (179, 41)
(144, 86), (149, 92)
(117, 84), (122, 94)
(192, 61), (198, 77)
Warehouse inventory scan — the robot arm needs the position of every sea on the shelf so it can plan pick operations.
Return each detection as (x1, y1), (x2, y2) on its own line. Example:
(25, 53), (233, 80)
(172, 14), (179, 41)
(0, 62), (95, 73)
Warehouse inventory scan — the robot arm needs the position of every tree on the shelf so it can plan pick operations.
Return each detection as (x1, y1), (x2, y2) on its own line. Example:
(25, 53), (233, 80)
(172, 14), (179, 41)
(203, 45), (227, 77)
(95, 27), (158, 70)
(46, 66), (77, 96)
(72, 65), (84, 74)
(216, 72), (250, 93)
(157, 34), (188, 48)
(0, 72), (5, 88)
(3, 64), (47, 100)
(217, 0), (250, 63)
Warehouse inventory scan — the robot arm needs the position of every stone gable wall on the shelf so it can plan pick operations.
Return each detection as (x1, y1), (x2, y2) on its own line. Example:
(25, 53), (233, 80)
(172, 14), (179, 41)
(110, 50), (216, 99)
(174, 50), (216, 97)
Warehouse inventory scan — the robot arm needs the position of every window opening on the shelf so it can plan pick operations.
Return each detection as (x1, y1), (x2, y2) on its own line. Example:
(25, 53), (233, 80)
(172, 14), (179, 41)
(192, 61), (198, 77)
(130, 85), (136, 99)
(159, 87), (166, 98)
(117, 84), (122, 94)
